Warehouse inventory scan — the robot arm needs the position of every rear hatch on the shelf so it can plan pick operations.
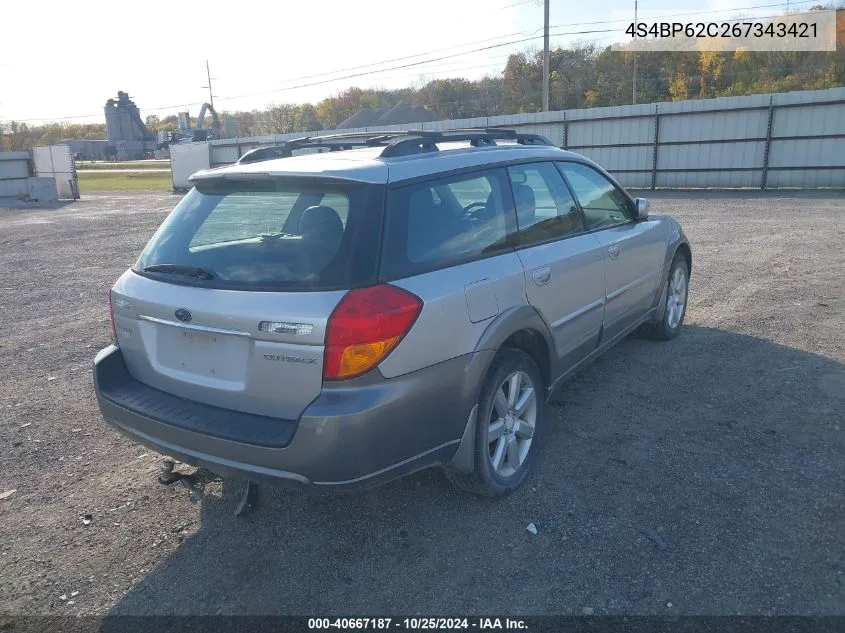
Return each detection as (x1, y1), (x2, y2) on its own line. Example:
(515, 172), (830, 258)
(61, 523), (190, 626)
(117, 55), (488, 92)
(111, 176), (384, 420)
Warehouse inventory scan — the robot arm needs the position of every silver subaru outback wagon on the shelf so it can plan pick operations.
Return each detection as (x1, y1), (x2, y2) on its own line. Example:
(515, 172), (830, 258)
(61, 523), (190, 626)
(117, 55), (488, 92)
(93, 129), (691, 497)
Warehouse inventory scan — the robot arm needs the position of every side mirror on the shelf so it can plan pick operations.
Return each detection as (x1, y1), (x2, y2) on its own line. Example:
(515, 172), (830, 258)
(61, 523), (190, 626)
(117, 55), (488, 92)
(634, 197), (650, 220)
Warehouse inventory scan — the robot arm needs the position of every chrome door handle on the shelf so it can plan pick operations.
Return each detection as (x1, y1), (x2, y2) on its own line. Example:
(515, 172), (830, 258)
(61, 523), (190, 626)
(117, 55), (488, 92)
(532, 267), (552, 286)
(607, 244), (621, 259)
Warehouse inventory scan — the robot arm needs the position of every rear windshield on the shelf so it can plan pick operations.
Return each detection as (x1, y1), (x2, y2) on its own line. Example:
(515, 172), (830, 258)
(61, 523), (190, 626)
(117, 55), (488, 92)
(135, 178), (384, 291)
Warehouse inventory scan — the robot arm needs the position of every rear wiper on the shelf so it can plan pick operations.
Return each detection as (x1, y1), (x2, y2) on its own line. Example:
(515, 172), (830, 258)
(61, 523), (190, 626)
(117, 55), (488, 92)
(258, 231), (299, 240)
(142, 264), (215, 280)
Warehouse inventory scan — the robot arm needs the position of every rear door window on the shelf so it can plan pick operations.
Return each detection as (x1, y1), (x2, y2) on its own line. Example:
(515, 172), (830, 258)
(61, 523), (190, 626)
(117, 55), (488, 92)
(380, 168), (516, 279)
(135, 178), (383, 291)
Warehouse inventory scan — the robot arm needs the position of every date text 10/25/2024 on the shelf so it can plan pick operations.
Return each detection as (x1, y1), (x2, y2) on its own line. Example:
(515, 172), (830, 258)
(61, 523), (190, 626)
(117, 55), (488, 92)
(308, 618), (528, 630)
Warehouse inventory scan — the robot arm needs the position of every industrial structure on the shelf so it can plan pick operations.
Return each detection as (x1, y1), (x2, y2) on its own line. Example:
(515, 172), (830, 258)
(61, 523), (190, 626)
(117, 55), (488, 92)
(66, 139), (110, 161)
(64, 91), (228, 161)
(157, 102), (223, 150)
(104, 91), (156, 160)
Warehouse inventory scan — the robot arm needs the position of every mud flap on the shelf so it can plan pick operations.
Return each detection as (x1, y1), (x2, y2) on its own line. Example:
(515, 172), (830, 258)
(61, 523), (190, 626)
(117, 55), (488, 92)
(234, 480), (259, 517)
(445, 404), (478, 474)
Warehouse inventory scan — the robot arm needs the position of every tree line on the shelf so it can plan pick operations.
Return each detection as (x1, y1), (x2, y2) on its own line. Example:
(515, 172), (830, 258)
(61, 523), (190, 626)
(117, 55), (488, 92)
(2, 7), (842, 148)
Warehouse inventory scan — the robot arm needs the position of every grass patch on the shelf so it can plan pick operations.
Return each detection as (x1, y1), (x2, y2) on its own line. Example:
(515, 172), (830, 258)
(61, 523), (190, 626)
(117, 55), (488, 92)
(78, 171), (172, 193)
(76, 160), (170, 171)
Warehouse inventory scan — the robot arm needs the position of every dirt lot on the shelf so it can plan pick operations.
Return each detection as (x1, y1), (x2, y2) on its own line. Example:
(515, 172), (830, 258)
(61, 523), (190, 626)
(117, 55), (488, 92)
(1, 191), (844, 617)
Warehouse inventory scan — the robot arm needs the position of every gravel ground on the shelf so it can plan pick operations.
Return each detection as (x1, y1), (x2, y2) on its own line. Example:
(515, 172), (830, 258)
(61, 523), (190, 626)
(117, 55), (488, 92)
(1, 191), (844, 617)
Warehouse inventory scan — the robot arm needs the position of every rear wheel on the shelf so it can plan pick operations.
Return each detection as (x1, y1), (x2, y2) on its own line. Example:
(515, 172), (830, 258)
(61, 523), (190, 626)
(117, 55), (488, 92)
(642, 253), (689, 341)
(447, 348), (543, 497)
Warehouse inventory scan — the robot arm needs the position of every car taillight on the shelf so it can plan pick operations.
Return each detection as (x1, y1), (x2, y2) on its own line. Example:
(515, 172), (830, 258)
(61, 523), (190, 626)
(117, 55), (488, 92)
(324, 284), (423, 381)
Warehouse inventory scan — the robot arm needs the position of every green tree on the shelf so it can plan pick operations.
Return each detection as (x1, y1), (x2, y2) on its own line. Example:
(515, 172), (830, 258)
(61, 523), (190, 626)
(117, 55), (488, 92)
(6, 121), (33, 150)
(503, 52), (542, 112)
(295, 104), (322, 132)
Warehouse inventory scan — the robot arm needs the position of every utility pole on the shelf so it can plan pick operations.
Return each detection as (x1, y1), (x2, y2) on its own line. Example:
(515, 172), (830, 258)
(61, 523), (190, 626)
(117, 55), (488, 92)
(542, 0), (550, 111)
(202, 60), (215, 109)
(632, 0), (638, 105)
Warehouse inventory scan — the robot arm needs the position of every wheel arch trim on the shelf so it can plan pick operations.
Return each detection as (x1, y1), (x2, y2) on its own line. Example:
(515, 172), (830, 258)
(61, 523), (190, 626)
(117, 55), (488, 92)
(473, 305), (555, 387)
(446, 305), (556, 474)
(653, 234), (692, 316)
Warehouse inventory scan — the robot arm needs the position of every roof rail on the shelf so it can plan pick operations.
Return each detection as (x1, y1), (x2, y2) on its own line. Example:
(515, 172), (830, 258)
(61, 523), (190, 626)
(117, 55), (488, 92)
(378, 128), (553, 158)
(235, 128), (555, 164)
(236, 132), (395, 164)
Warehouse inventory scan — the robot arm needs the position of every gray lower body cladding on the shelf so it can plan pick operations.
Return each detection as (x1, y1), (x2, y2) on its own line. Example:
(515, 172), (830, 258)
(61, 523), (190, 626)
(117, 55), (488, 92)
(93, 345), (493, 491)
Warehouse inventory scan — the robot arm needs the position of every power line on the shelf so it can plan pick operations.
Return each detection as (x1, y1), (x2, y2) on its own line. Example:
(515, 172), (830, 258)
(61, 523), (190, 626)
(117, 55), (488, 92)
(214, 27), (629, 103)
(550, 0), (814, 28)
(499, 0), (541, 9)
(265, 37), (538, 88)
(247, 0), (810, 91)
(10, 0), (825, 122)
(14, 100), (207, 122)
(380, 56), (515, 78)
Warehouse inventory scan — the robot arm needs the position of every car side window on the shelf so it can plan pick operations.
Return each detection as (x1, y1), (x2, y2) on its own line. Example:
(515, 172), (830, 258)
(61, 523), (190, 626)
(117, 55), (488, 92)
(506, 162), (584, 246)
(380, 169), (514, 279)
(557, 162), (632, 231)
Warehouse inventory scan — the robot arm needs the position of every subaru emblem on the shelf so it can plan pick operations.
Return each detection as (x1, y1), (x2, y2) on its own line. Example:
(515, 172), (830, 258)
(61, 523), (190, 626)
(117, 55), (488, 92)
(175, 308), (192, 323)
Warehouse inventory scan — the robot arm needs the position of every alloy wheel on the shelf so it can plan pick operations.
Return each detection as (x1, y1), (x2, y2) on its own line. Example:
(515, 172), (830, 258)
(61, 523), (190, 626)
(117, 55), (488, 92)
(487, 370), (537, 478)
(666, 266), (687, 329)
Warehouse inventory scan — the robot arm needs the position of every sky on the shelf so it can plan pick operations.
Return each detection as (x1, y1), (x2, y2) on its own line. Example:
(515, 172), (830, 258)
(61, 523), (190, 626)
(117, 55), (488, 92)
(0, 0), (813, 124)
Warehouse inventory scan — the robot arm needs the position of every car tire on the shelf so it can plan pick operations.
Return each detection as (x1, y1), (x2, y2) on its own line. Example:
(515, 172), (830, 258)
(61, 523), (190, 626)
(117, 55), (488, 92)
(642, 252), (689, 341)
(446, 348), (544, 497)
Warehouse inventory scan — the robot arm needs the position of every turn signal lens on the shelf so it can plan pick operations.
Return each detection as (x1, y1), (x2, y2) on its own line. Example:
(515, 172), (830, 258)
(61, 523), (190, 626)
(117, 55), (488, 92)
(324, 285), (422, 380)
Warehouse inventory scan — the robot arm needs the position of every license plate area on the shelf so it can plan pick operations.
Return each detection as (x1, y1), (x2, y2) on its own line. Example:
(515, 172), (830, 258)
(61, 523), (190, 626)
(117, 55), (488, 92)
(154, 324), (249, 386)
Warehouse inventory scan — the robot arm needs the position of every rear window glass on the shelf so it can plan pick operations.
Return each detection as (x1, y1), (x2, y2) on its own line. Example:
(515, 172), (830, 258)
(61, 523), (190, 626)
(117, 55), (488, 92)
(380, 168), (514, 279)
(135, 178), (383, 291)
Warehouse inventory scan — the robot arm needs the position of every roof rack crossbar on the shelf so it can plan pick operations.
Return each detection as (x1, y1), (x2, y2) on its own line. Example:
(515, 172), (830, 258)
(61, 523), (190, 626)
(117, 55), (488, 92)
(378, 129), (553, 158)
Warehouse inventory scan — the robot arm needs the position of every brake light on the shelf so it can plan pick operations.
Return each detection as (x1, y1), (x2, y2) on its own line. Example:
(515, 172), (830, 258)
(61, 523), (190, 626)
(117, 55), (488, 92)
(324, 285), (423, 380)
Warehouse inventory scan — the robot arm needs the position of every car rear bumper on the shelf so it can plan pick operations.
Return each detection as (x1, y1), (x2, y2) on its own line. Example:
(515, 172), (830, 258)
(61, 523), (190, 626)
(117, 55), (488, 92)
(93, 345), (491, 491)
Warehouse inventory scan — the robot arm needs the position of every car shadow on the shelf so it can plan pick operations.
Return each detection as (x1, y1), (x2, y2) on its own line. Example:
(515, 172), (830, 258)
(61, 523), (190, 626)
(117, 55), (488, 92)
(100, 325), (845, 620)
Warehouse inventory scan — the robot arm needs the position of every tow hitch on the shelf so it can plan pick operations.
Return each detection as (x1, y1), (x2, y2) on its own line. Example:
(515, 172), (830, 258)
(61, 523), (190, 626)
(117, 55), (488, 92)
(157, 460), (259, 517)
